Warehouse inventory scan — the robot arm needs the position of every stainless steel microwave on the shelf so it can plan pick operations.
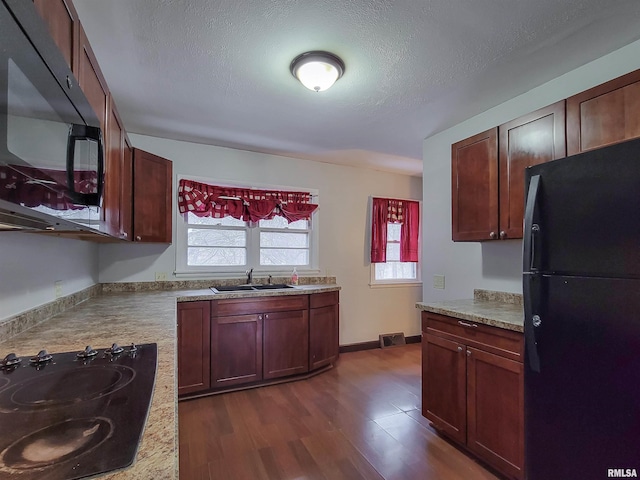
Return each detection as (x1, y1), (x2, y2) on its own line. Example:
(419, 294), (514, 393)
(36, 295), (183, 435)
(0, 0), (105, 232)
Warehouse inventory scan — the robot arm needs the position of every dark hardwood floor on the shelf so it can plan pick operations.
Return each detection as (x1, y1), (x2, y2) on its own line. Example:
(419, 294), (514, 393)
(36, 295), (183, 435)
(178, 344), (500, 480)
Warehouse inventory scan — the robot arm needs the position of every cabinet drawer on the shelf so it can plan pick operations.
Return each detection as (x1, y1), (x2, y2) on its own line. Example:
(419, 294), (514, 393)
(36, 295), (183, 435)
(422, 312), (523, 362)
(213, 295), (309, 316)
(310, 291), (339, 309)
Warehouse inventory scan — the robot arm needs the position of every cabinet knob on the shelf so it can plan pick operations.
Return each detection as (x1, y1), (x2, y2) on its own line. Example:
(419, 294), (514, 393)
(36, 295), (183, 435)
(489, 231), (497, 239)
(457, 346), (463, 352)
(499, 230), (507, 239)
(136, 236), (142, 241)
(258, 315), (263, 320)
(466, 350), (471, 356)
(265, 314), (269, 319)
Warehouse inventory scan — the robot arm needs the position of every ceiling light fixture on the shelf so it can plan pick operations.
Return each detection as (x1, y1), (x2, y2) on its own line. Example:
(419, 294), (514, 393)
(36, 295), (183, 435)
(290, 51), (345, 92)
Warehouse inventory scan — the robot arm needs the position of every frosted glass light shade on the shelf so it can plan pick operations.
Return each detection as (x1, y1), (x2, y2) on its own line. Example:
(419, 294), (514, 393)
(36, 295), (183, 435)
(290, 51), (345, 92)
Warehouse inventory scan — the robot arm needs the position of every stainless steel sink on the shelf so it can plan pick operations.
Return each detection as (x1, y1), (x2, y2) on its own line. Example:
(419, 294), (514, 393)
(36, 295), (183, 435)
(210, 285), (255, 293)
(210, 284), (293, 293)
(252, 284), (293, 290)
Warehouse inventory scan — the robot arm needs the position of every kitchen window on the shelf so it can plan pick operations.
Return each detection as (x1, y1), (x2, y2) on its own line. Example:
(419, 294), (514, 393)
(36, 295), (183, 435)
(175, 177), (318, 275)
(370, 197), (421, 286)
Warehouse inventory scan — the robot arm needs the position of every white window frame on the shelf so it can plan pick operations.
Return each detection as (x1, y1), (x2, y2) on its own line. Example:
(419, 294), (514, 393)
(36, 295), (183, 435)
(369, 199), (422, 287)
(175, 175), (319, 278)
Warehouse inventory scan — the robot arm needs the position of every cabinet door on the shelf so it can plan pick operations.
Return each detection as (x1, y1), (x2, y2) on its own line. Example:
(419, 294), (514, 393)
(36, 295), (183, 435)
(498, 101), (566, 239)
(263, 310), (309, 380)
(466, 347), (524, 480)
(451, 128), (498, 241)
(567, 69), (640, 155)
(33, 0), (79, 72)
(309, 304), (339, 370)
(132, 149), (173, 242)
(77, 23), (108, 132)
(422, 333), (467, 444)
(177, 301), (211, 396)
(120, 135), (133, 240)
(105, 97), (126, 238)
(211, 314), (262, 387)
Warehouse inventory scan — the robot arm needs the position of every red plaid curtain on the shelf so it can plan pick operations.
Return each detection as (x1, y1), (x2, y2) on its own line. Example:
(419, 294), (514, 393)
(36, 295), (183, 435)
(370, 197), (420, 263)
(178, 179), (318, 223)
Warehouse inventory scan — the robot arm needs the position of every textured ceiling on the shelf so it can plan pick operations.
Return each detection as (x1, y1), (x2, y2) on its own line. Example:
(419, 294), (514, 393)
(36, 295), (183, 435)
(72, 0), (640, 176)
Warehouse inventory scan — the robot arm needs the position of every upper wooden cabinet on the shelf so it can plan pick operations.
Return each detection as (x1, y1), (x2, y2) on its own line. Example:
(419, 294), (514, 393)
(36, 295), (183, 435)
(76, 23), (108, 133)
(451, 128), (498, 241)
(33, 0), (80, 72)
(105, 97), (128, 239)
(567, 69), (640, 156)
(132, 149), (173, 243)
(498, 101), (566, 239)
(452, 102), (565, 241)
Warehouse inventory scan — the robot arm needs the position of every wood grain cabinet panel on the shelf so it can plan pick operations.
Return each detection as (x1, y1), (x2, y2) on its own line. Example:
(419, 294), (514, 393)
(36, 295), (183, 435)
(309, 301), (339, 370)
(33, 0), (79, 72)
(422, 333), (467, 445)
(451, 128), (498, 241)
(211, 314), (263, 387)
(177, 301), (211, 395)
(422, 312), (524, 480)
(567, 69), (640, 155)
(498, 101), (566, 239)
(105, 98), (126, 238)
(132, 149), (173, 243)
(263, 310), (309, 379)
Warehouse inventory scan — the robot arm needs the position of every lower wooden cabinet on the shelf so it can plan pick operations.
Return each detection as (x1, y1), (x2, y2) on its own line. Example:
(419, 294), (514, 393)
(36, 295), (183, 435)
(309, 291), (340, 370)
(177, 291), (339, 397)
(211, 314), (262, 387)
(263, 309), (309, 379)
(177, 301), (210, 396)
(422, 312), (524, 480)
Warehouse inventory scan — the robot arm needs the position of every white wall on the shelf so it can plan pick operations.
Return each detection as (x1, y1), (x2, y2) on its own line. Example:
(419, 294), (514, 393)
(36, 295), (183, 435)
(0, 233), (99, 321)
(99, 136), (423, 345)
(422, 39), (640, 302)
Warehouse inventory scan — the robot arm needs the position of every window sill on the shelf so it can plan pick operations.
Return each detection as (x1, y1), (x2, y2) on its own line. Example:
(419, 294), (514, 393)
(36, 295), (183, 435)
(369, 281), (422, 289)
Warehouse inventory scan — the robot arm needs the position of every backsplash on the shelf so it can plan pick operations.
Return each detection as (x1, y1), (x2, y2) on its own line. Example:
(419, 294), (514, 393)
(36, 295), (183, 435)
(0, 284), (100, 343)
(474, 289), (523, 305)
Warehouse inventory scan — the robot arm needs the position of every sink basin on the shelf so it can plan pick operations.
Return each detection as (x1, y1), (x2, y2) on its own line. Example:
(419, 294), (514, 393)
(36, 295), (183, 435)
(210, 284), (294, 293)
(252, 284), (293, 290)
(210, 285), (255, 293)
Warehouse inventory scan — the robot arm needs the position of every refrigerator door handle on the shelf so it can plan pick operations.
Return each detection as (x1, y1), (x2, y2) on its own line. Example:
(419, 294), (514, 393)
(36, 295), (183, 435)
(523, 273), (542, 372)
(523, 174), (541, 272)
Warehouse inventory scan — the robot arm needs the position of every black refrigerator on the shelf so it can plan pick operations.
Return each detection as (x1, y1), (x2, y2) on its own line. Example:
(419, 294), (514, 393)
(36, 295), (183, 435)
(523, 137), (640, 480)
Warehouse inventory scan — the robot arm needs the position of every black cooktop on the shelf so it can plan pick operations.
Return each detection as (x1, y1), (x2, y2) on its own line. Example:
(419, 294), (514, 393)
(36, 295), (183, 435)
(0, 343), (157, 480)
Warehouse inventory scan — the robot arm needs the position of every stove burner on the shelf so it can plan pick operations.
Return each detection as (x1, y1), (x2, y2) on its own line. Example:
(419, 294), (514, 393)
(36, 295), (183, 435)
(0, 365), (135, 413)
(0, 417), (113, 471)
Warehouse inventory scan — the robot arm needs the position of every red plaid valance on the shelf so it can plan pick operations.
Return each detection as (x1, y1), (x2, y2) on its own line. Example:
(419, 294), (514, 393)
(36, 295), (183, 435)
(178, 179), (318, 223)
(0, 165), (97, 210)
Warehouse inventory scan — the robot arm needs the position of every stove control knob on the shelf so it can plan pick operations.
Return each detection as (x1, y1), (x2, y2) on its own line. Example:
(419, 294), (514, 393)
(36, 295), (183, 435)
(106, 343), (124, 355)
(30, 349), (53, 364)
(1, 353), (21, 368)
(76, 345), (98, 359)
(129, 343), (138, 353)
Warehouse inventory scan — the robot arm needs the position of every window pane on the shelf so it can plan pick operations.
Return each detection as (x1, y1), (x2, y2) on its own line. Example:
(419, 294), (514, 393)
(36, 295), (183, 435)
(386, 242), (400, 261)
(188, 228), (246, 247)
(260, 249), (308, 265)
(260, 231), (308, 248)
(375, 262), (416, 280)
(186, 213), (246, 227)
(188, 247), (246, 266)
(259, 216), (308, 229)
(387, 223), (401, 242)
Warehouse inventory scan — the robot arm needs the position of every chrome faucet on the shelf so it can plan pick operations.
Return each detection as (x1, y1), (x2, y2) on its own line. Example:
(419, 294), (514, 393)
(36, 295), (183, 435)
(245, 268), (253, 285)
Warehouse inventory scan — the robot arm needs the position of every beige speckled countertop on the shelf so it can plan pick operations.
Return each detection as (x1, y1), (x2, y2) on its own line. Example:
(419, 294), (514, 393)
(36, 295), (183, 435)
(0, 283), (340, 479)
(416, 289), (524, 333)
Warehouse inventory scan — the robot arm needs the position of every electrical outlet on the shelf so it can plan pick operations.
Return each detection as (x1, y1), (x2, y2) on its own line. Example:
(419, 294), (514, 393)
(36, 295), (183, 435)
(54, 281), (63, 298)
(433, 274), (445, 290)
(155, 272), (168, 281)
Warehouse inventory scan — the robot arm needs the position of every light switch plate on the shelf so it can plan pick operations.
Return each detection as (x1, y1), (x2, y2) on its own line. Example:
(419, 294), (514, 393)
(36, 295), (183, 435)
(433, 274), (445, 289)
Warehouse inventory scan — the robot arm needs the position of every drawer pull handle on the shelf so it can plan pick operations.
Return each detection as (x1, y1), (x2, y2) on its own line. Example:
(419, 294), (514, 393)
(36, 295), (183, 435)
(458, 321), (478, 328)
